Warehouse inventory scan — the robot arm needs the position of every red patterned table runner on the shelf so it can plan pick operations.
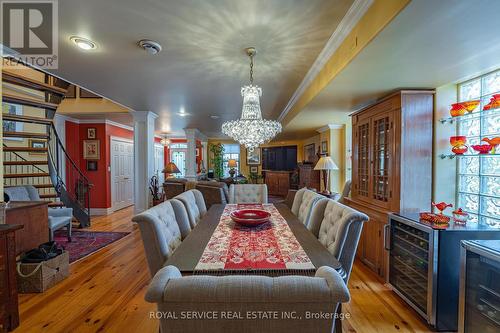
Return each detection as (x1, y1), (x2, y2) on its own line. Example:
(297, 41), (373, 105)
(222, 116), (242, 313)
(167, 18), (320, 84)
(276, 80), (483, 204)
(194, 204), (315, 274)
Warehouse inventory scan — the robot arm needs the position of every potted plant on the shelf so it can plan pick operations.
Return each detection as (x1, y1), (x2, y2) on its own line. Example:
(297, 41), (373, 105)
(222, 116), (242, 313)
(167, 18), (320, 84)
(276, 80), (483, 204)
(149, 174), (163, 206)
(209, 143), (225, 180)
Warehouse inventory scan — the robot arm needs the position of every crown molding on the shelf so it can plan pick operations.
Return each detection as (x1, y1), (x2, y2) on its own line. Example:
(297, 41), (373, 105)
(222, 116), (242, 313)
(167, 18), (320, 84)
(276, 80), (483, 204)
(316, 124), (344, 133)
(57, 116), (134, 131)
(278, 0), (373, 122)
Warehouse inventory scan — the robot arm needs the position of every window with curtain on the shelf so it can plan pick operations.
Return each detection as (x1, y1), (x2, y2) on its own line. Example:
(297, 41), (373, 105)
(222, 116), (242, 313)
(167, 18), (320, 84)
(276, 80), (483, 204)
(222, 144), (240, 178)
(457, 69), (500, 227)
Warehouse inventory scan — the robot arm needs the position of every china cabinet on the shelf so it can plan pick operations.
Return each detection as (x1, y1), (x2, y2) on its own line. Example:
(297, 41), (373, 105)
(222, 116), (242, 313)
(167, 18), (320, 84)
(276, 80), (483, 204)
(346, 90), (435, 279)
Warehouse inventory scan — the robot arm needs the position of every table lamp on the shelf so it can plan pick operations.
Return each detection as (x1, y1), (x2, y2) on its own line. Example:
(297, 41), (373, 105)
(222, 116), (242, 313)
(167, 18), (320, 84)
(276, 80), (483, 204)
(227, 159), (238, 178)
(162, 162), (181, 178)
(314, 155), (338, 194)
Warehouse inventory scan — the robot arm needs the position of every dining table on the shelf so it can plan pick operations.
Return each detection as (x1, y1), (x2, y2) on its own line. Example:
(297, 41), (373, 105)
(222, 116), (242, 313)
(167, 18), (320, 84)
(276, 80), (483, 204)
(164, 203), (346, 279)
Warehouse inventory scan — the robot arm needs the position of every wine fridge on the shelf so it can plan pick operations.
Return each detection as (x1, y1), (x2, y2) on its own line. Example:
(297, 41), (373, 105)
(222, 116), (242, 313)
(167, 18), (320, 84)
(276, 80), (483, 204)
(385, 213), (500, 331)
(459, 240), (500, 333)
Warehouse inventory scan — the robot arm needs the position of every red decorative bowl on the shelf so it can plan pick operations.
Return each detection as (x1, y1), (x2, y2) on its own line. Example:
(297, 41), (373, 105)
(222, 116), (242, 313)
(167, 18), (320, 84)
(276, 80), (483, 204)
(471, 144), (493, 154)
(452, 146), (468, 155)
(450, 103), (467, 117)
(230, 209), (271, 227)
(461, 100), (480, 113)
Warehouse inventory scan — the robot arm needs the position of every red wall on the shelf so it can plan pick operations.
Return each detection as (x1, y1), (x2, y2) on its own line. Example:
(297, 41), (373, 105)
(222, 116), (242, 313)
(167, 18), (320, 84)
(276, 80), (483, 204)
(65, 121), (133, 209)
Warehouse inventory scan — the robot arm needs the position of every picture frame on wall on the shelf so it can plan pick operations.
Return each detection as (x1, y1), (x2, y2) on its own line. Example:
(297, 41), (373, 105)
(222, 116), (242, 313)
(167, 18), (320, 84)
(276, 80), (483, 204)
(87, 127), (96, 139)
(321, 141), (328, 154)
(28, 139), (47, 155)
(86, 160), (98, 171)
(304, 143), (316, 163)
(83, 140), (100, 159)
(250, 166), (258, 173)
(246, 148), (261, 165)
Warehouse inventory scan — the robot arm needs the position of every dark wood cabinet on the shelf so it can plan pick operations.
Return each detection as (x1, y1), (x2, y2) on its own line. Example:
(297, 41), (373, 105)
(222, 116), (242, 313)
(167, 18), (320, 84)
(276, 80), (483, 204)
(346, 90), (434, 280)
(5, 201), (48, 255)
(0, 224), (23, 332)
(298, 163), (320, 191)
(264, 171), (291, 197)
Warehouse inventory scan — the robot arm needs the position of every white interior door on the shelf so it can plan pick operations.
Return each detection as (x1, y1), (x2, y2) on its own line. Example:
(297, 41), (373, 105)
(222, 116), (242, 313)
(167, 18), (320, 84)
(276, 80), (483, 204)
(111, 138), (134, 211)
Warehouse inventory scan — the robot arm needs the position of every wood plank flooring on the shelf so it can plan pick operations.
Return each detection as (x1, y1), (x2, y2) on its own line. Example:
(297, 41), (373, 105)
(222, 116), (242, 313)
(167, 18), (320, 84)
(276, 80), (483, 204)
(14, 206), (434, 333)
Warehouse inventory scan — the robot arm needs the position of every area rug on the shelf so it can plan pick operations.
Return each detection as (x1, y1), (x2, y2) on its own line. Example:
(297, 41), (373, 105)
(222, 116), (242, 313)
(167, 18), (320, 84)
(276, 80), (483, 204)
(54, 230), (130, 263)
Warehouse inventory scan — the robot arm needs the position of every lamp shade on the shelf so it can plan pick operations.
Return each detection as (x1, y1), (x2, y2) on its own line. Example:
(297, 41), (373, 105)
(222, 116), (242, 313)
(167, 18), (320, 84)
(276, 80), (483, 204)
(227, 159), (238, 168)
(162, 162), (181, 174)
(314, 156), (338, 171)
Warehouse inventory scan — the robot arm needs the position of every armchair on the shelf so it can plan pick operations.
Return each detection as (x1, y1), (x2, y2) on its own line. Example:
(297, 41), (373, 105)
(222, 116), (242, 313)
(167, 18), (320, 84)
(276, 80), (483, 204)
(4, 185), (73, 242)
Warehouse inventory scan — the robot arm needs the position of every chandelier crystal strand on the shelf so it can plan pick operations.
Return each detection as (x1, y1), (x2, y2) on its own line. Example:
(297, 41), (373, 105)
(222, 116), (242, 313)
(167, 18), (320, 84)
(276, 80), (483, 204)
(221, 47), (281, 152)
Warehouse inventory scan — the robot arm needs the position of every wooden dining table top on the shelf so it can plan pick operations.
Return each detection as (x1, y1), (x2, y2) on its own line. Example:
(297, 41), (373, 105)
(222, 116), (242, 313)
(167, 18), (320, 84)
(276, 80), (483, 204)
(165, 203), (345, 278)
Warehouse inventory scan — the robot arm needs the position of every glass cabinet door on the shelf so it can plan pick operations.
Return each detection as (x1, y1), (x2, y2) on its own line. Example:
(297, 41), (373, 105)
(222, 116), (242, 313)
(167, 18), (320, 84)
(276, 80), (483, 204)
(355, 119), (370, 200)
(371, 112), (393, 208)
(463, 251), (500, 332)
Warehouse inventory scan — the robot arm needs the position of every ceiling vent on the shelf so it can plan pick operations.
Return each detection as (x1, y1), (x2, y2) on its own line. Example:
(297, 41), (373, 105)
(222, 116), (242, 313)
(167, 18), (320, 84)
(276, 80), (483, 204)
(138, 40), (162, 55)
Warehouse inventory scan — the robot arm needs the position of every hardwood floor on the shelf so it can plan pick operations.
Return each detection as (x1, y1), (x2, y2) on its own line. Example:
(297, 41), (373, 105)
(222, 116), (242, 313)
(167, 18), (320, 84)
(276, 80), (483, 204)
(14, 206), (434, 333)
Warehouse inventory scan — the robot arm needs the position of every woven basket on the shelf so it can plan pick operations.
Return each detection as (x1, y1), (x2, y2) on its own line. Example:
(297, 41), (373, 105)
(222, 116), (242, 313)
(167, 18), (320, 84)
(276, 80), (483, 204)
(17, 251), (69, 293)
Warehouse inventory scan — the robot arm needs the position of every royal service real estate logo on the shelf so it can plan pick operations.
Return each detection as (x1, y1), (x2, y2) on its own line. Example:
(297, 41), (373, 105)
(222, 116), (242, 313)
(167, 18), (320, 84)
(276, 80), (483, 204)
(1, 0), (58, 68)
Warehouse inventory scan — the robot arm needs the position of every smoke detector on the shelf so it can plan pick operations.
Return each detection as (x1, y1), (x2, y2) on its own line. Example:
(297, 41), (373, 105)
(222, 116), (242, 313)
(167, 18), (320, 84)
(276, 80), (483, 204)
(138, 40), (162, 55)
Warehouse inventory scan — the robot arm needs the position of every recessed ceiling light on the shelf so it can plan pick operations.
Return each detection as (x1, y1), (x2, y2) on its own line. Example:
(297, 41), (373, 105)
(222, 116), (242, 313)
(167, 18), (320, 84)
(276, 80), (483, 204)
(70, 36), (97, 50)
(177, 112), (190, 117)
(138, 39), (162, 55)
(210, 115), (220, 119)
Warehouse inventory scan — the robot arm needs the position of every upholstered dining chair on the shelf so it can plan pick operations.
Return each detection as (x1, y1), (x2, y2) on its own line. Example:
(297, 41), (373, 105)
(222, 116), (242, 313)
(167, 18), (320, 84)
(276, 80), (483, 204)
(146, 265), (350, 333)
(291, 188), (327, 229)
(228, 184), (268, 204)
(312, 199), (368, 281)
(173, 189), (207, 230)
(339, 180), (352, 204)
(132, 201), (183, 276)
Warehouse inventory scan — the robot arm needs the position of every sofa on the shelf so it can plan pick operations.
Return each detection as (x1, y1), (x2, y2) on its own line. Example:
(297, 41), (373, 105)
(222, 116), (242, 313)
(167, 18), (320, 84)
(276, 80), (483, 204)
(163, 178), (188, 200)
(194, 180), (229, 209)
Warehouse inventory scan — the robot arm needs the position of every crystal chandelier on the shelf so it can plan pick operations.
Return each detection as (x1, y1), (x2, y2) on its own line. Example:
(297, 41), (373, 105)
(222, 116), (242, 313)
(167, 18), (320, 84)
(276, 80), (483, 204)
(222, 47), (281, 152)
(160, 135), (171, 146)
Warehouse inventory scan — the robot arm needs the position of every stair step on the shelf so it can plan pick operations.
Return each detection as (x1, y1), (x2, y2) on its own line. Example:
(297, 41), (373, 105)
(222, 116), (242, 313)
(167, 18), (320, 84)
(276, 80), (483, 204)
(4, 172), (50, 178)
(3, 131), (49, 139)
(40, 194), (58, 199)
(3, 160), (48, 166)
(2, 113), (52, 125)
(2, 70), (67, 95)
(33, 184), (54, 188)
(3, 147), (47, 153)
(2, 93), (58, 111)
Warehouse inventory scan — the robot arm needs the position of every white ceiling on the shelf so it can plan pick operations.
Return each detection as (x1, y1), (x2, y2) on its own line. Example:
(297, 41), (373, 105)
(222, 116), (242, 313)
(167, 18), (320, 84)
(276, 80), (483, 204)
(282, 0), (500, 139)
(48, 0), (354, 136)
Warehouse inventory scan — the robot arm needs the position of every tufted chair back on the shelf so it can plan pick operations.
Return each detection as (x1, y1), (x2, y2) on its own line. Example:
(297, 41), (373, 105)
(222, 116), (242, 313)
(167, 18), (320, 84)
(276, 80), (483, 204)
(291, 188), (327, 228)
(174, 189), (207, 229)
(229, 184), (268, 204)
(339, 180), (352, 204)
(132, 201), (183, 276)
(317, 200), (368, 281)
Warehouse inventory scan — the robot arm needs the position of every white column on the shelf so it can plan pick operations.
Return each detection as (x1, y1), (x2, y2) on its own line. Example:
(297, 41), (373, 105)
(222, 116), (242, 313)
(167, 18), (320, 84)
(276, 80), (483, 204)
(133, 111), (158, 213)
(184, 129), (197, 180)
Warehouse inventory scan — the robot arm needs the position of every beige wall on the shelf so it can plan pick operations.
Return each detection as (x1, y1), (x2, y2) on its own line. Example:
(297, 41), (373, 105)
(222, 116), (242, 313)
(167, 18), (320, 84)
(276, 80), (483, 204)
(433, 84), (458, 206)
(1, 67), (3, 200)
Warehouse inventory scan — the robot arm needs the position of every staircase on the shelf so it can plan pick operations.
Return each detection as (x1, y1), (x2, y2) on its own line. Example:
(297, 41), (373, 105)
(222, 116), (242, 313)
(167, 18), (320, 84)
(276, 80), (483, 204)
(2, 67), (91, 227)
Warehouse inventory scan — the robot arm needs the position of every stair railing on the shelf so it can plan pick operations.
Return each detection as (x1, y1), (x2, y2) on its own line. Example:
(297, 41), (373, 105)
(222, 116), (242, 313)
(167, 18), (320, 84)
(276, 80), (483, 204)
(47, 123), (91, 227)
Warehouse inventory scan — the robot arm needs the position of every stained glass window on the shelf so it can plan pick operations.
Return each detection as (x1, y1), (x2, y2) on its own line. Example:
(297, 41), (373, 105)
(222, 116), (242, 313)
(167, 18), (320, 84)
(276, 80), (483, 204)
(457, 69), (500, 227)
